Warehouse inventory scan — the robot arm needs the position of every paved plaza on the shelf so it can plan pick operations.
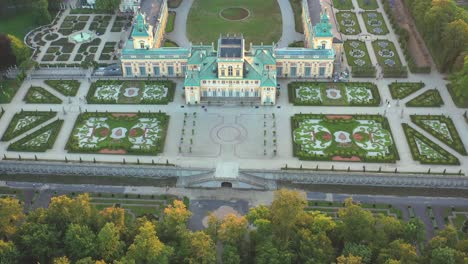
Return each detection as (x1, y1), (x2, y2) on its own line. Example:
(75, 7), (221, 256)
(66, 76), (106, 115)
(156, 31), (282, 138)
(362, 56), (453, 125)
(1, 0), (467, 177)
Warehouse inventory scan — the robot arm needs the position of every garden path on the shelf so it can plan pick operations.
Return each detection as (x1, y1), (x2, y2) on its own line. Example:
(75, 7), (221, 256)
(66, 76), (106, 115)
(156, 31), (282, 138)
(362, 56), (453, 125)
(165, 0), (193, 48)
(276, 0), (304, 47)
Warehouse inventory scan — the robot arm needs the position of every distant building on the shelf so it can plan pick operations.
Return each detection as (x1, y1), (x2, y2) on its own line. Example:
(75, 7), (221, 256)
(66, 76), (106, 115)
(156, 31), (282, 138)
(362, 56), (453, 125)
(119, 0), (140, 13)
(121, 0), (338, 105)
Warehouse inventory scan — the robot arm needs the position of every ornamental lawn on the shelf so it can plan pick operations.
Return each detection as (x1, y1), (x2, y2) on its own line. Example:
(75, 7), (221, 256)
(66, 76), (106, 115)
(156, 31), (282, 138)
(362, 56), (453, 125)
(336, 12), (361, 35)
(66, 112), (169, 155)
(288, 82), (380, 106)
(86, 80), (175, 104)
(362, 11), (389, 35)
(344, 40), (375, 77)
(292, 114), (398, 162)
(187, 0), (282, 45)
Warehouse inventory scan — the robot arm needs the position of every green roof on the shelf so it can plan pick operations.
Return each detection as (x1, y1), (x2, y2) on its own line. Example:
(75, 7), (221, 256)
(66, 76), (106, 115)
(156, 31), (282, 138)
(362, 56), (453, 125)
(314, 12), (333, 37)
(132, 13), (150, 37)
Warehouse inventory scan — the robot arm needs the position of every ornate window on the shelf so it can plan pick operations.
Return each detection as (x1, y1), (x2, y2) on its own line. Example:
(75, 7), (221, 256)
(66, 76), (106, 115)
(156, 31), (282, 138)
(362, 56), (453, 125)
(228, 66), (233, 76)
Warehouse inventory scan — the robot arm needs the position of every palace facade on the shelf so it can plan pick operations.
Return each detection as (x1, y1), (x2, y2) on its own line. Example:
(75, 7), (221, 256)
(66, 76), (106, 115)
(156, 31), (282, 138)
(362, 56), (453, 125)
(120, 0), (338, 105)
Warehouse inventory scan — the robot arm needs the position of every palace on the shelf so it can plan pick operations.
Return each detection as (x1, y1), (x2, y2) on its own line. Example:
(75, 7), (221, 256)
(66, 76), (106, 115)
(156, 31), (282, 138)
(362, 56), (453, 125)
(120, 0), (338, 105)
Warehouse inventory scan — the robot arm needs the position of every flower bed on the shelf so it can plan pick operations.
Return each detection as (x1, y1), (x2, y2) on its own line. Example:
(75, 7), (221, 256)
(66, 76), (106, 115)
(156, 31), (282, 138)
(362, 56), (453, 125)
(24, 86), (62, 104)
(344, 40), (376, 77)
(357, 0), (378, 10)
(288, 82), (380, 106)
(336, 12), (361, 35)
(1, 111), (57, 141)
(8, 119), (63, 152)
(291, 114), (398, 162)
(362, 12), (389, 35)
(44, 80), (81, 96)
(402, 123), (459, 165)
(66, 112), (169, 155)
(410, 115), (466, 155)
(406, 89), (443, 107)
(388, 82), (425, 99)
(372, 40), (407, 78)
(86, 80), (175, 104)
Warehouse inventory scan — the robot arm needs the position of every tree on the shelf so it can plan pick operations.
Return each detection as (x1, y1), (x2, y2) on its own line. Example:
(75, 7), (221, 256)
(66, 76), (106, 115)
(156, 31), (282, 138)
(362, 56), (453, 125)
(270, 189), (307, 246)
(0, 197), (24, 239)
(0, 239), (19, 264)
(430, 246), (457, 264)
(159, 200), (192, 242)
(95, 0), (120, 12)
(377, 239), (419, 264)
(64, 224), (96, 261)
(96, 222), (124, 262)
(222, 244), (241, 264)
(15, 222), (61, 263)
(0, 34), (17, 71)
(7, 34), (31, 67)
(218, 214), (248, 246)
(99, 206), (125, 231)
(449, 55), (468, 101)
(53, 256), (71, 264)
(46, 194), (94, 233)
(343, 243), (372, 264)
(441, 20), (468, 71)
(337, 254), (363, 264)
(126, 220), (173, 264)
(403, 218), (426, 245)
(338, 198), (374, 244)
(32, 0), (51, 25)
(185, 231), (216, 264)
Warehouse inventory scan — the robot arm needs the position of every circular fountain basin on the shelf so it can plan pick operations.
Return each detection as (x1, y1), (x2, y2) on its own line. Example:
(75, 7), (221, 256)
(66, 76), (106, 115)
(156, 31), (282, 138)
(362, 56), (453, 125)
(69, 30), (96, 44)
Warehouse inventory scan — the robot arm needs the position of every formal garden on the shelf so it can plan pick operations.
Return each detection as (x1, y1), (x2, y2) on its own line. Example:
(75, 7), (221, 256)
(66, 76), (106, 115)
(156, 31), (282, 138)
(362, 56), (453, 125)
(372, 40), (407, 77)
(1, 111), (58, 141)
(66, 112), (169, 155)
(44, 80), (81, 96)
(288, 82), (380, 106)
(8, 119), (63, 152)
(23, 86), (62, 104)
(388, 82), (425, 99)
(362, 12), (389, 35)
(86, 80), (175, 104)
(410, 115), (466, 155)
(344, 40), (376, 77)
(292, 114), (398, 162)
(74, 38), (102, 62)
(110, 15), (133, 32)
(307, 200), (403, 219)
(42, 37), (76, 62)
(187, 0), (282, 44)
(0, 80), (22, 103)
(336, 12), (361, 35)
(402, 124), (460, 165)
(406, 89), (444, 107)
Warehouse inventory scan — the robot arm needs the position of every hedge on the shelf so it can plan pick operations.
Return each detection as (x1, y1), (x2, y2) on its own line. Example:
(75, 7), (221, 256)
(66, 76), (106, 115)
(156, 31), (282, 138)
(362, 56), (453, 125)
(8, 120), (64, 152)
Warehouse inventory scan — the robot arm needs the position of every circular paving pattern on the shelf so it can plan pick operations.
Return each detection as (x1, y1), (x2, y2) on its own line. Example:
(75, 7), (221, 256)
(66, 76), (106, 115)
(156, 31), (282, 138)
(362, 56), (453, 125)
(217, 126), (241, 142)
(220, 7), (250, 21)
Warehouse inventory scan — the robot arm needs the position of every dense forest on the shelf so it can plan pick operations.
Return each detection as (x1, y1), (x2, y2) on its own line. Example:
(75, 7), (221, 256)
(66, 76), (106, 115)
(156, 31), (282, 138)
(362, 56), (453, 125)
(0, 189), (467, 263)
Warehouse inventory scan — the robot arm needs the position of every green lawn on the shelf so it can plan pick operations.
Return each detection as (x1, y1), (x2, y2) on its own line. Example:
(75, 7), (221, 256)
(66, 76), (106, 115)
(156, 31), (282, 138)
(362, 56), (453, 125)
(166, 11), (176, 33)
(332, 0), (355, 10)
(0, 80), (22, 103)
(289, 0), (303, 33)
(357, 0), (379, 10)
(187, 0), (282, 45)
(0, 13), (36, 39)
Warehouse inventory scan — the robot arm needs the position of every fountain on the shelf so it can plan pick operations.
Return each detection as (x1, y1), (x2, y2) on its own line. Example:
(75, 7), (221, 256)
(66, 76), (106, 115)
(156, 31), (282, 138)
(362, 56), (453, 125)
(69, 30), (96, 44)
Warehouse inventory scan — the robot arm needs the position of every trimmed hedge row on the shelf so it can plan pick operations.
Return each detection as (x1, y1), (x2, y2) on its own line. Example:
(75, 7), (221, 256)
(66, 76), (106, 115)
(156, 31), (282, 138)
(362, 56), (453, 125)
(1, 111), (57, 141)
(410, 115), (467, 155)
(382, 0), (431, 73)
(402, 123), (460, 165)
(388, 81), (425, 99)
(66, 112), (169, 155)
(8, 119), (64, 152)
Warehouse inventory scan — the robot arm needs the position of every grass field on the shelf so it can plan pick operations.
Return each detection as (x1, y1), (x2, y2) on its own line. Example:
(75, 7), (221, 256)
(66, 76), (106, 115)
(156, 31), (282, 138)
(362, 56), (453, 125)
(0, 12), (36, 39)
(187, 0), (282, 45)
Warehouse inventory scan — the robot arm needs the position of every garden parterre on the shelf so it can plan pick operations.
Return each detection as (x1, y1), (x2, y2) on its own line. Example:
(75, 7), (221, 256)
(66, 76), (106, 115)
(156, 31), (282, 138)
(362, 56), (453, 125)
(86, 80), (175, 104)
(23, 86), (62, 104)
(372, 40), (407, 77)
(66, 112), (169, 155)
(411, 115), (467, 155)
(406, 90), (444, 107)
(344, 40), (376, 77)
(8, 120), (63, 152)
(402, 124), (459, 165)
(44, 80), (81, 96)
(288, 82), (380, 106)
(362, 11), (389, 35)
(292, 114), (398, 162)
(388, 82), (425, 99)
(1, 111), (57, 141)
(336, 12), (361, 35)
